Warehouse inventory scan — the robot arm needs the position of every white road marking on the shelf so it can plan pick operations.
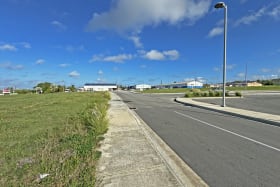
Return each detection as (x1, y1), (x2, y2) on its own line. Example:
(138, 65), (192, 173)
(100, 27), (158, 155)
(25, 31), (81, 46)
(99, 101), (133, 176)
(174, 111), (280, 153)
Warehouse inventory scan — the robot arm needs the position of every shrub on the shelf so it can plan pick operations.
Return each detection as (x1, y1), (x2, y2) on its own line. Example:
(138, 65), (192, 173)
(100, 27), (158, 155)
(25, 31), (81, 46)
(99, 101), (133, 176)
(235, 91), (242, 97)
(185, 92), (192, 97)
(209, 91), (214, 97)
(215, 91), (222, 97)
(193, 92), (201, 97)
(202, 92), (209, 97)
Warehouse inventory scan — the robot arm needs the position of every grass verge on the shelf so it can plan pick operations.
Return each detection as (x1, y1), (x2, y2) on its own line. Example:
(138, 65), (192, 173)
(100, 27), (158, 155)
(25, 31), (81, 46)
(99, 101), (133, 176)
(0, 92), (110, 186)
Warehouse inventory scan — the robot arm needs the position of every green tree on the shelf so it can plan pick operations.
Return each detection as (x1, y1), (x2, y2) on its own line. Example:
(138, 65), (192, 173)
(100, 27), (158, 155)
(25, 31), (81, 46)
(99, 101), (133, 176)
(34, 82), (52, 93)
(68, 85), (76, 92)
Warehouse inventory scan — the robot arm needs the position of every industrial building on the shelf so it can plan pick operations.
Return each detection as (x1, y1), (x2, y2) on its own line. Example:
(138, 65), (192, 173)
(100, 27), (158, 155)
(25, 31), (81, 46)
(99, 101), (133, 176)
(83, 83), (117, 92)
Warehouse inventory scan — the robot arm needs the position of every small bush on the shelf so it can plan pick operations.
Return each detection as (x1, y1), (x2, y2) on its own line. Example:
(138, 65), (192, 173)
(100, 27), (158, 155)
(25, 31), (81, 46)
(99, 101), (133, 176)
(215, 91), (222, 97)
(235, 91), (242, 97)
(185, 92), (192, 97)
(193, 92), (201, 97)
(202, 92), (209, 97)
(209, 91), (214, 97)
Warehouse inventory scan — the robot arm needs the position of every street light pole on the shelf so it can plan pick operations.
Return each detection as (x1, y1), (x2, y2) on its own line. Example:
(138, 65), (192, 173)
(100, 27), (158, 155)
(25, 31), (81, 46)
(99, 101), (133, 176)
(215, 2), (227, 107)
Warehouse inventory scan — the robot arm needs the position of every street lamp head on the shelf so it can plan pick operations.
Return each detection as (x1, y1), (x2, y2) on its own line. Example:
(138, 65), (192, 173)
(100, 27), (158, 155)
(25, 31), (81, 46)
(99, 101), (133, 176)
(215, 2), (226, 9)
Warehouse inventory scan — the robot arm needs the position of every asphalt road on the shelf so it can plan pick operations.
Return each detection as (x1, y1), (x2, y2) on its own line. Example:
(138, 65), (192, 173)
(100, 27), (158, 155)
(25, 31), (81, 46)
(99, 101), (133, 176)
(193, 92), (280, 115)
(115, 91), (280, 187)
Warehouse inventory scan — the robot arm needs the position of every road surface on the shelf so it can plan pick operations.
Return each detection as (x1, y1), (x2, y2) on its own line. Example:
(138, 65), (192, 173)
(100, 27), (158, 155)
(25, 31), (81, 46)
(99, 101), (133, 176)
(115, 91), (280, 187)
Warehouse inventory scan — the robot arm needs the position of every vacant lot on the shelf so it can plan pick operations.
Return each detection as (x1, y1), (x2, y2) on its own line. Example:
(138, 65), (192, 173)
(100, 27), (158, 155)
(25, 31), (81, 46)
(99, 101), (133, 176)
(0, 92), (110, 186)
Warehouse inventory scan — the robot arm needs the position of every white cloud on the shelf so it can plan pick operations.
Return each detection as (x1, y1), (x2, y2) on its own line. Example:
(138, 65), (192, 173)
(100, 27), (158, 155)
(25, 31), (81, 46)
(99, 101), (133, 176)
(98, 70), (103, 75)
(145, 50), (165, 60)
(269, 5), (280, 19)
(51, 20), (67, 30)
(20, 42), (31, 49)
(86, 0), (211, 32)
(235, 7), (267, 26)
(69, 71), (80, 77)
(90, 54), (133, 63)
(163, 50), (180, 60)
(35, 59), (45, 65)
(128, 36), (143, 48)
(59, 63), (70, 67)
(0, 62), (24, 70)
(208, 27), (223, 37)
(144, 49), (179, 60)
(0, 44), (17, 51)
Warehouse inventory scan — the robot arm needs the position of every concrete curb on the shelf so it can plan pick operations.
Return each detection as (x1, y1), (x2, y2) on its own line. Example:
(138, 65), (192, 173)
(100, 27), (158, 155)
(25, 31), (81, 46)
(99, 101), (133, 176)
(127, 107), (208, 187)
(174, 98), (280, 127)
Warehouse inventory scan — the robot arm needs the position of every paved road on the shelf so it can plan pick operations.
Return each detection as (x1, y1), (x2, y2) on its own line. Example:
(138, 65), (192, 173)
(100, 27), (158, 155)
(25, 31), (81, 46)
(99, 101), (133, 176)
(193, 93), (280, 115)
(115, 91), (280, 187)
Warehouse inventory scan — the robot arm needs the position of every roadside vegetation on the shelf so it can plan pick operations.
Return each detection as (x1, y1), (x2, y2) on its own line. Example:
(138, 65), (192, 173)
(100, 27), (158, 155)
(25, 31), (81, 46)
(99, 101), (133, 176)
(184, 89), (242, 98)
(141, 85), (280, 94)
(0, 92), (110, 186)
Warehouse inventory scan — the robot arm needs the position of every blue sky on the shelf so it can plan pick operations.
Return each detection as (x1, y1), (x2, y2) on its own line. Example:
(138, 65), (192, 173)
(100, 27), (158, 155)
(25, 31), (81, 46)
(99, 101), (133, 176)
(1, 0), (280, 89)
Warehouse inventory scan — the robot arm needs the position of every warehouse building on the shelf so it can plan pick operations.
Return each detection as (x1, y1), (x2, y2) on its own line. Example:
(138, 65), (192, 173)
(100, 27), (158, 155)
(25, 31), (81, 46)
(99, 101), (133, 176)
(83, 83), (117, 92)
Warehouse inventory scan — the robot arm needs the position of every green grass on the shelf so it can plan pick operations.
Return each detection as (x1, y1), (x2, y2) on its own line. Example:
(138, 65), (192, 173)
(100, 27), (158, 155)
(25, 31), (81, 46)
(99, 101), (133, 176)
(0, 92), (110, 186)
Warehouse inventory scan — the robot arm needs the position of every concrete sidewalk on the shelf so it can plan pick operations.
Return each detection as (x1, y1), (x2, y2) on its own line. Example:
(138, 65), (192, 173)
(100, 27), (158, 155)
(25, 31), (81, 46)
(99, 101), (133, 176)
(175, 97), (280, 126)
(96, 93), (208, 187)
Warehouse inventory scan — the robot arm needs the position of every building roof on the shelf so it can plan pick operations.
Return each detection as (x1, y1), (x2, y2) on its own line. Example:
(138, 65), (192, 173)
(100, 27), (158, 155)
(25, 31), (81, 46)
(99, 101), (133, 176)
(84, 83), (117, 86)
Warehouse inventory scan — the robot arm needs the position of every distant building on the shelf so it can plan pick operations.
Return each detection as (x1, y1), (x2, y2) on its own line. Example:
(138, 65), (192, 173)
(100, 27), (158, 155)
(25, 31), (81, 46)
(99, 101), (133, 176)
(84, 83), (117, 91)
(135, 84), (151, 91)
(3, 88), (11, 95)
(247, 81), (262, 87)
(154, 81), (203, 89)
(186, 81), (203, 88)
(229, 81), (263, 87)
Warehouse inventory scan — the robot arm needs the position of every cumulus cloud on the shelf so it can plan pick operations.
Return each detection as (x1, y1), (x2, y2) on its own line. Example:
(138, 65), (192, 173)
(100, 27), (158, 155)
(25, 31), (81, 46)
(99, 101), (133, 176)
(69, 71), (80, 77)
(35, 59), (45, 65)
(90, 54), (133, 63)
(86, 0), (211, 32)
(0, 62), (24, 70)
(208, 27), (223, 37)
(144, 49), (179, 60)
(0, 44), (17, 51)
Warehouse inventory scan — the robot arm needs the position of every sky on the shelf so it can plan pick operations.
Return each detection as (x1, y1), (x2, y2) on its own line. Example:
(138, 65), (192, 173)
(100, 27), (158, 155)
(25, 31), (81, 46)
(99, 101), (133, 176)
(1, 0), (280, 89)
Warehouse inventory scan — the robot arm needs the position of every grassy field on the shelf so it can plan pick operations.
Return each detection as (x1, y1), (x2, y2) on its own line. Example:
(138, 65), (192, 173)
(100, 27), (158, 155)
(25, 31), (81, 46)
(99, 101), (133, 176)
(0, 92), (110, 186)
(141, 86), (280, 94)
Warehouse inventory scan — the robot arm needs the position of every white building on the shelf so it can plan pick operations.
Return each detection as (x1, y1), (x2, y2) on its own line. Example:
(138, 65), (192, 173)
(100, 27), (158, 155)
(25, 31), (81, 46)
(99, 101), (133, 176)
(84, 83), (117, 92)
(187, 81), (203, 88)
(135, 84), (151, 91)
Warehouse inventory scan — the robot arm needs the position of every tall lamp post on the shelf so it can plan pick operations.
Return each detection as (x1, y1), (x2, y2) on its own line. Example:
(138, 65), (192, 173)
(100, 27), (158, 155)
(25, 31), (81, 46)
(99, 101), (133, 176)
(215, 2), (227, 107)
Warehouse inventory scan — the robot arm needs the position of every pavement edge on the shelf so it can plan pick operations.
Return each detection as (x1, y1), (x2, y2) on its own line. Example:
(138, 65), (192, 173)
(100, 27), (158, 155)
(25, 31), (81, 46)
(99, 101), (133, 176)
(126, 102), (208, 187)
(174, 98), (280, 127)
